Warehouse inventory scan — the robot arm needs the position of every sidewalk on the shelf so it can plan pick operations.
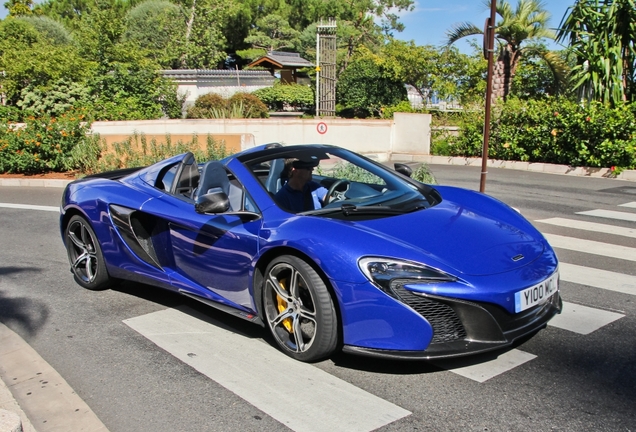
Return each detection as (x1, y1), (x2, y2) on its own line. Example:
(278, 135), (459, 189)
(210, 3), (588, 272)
(0, 323), (109, 432)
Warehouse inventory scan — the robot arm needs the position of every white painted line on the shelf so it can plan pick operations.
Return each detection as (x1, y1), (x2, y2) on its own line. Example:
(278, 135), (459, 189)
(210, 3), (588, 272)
(0, 203), (59, 212)
(124, 307), (410, 432)
(536, 217), (636, 238)
(576, 209), (636, 222)
(543, 233), (636, 262)
(437, 349), (536, 383)
(559, 262), (636, 296)
(548, 301), (624, 335)
(619, 202), (636, 209)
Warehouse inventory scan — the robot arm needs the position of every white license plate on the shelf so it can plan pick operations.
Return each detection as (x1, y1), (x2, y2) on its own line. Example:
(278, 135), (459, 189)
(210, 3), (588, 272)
(514, 271), (559, 313)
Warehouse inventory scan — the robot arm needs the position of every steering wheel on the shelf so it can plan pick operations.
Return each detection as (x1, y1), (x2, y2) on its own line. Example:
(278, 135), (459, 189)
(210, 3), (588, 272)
(324, 179), (350, 205)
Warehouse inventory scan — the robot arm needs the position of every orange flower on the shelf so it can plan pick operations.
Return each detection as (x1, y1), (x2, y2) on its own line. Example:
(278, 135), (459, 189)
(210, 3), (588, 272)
(551, 129), (558, 136)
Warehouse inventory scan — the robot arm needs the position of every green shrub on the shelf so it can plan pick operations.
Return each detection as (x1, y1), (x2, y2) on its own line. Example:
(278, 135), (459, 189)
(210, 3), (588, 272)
(0, 105), (22, 122)
(252, 83), (314, 112)
(412, 163), (437, 184)
(186, 93), (227, 118)
(380, 100), (415, 119)
(438, 98), (636, 169)
(0, 110), (92, 174)
(228, 93), (269, 118)
(18, 79), (90, 117)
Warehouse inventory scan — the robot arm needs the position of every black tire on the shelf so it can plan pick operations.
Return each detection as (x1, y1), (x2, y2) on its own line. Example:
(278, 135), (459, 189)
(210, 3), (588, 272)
(64, 215), (112, 290)
(263, 255), (338, 362)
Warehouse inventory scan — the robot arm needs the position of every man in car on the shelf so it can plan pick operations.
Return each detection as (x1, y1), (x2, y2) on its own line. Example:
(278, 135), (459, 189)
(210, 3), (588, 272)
(274, 158), (328, 212)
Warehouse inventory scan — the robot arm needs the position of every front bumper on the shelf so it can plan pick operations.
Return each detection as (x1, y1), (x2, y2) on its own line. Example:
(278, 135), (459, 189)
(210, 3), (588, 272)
(342, 289), (562, 360)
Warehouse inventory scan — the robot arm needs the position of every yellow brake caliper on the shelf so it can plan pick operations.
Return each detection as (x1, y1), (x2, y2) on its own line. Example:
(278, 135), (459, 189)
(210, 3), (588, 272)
(276, 279), (294, 333)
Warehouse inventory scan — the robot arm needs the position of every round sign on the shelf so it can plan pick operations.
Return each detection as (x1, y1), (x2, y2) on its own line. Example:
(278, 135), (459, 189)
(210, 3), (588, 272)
(316, 122), (328, 135)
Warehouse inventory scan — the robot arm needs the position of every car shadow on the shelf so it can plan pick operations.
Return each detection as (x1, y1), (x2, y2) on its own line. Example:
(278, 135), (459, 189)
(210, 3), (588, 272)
(111, 280), (269, 341)
(0, 266), (50, 338)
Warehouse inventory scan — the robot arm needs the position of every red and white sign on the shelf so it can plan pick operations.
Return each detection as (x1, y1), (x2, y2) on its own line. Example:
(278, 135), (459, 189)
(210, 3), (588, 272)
(316, 122), (328, 135)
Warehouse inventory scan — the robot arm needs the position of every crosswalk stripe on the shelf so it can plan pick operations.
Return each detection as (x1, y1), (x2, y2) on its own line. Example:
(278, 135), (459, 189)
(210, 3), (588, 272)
(536, 217), (636, 238)
(0, 202), (59, 212)
(436, 349), (536, 383)
(619, 202), (636, 209)
(576, 209), (636, 222)
(548, 301), (624, 335)
(559, 262), (636, 296)
(124, 306), (410, 432)
(544, 233), (636, 262)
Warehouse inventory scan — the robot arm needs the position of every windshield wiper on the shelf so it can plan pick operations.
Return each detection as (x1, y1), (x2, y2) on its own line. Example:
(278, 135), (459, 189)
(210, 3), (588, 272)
(338, 204), (402, 216)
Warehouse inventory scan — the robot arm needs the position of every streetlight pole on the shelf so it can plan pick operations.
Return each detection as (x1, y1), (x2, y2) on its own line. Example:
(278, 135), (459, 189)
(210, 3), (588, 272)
(480, 0), (497, 193)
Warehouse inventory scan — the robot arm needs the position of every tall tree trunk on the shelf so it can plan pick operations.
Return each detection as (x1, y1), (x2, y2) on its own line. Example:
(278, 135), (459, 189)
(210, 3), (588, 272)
(491, 46), (520, 103)
(181, 0), (197, 68)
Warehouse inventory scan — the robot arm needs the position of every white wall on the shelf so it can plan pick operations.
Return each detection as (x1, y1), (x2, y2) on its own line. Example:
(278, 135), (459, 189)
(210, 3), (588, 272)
(90, 112), (431, 161)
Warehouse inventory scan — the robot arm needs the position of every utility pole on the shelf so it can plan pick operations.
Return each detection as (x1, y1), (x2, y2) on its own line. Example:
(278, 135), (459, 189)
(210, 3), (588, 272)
(480, 0), (497, 193)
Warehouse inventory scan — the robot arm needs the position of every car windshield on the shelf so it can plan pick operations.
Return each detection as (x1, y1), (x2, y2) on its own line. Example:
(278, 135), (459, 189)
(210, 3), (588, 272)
(244, 146), (439, 218)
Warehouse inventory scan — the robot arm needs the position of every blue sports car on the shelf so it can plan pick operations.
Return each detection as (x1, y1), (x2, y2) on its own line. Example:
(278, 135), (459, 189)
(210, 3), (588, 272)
(60, 144), (562, 362)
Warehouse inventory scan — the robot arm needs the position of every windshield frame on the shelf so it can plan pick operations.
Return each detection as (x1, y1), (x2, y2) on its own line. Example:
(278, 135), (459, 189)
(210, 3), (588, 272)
(239, 144), (441, 217)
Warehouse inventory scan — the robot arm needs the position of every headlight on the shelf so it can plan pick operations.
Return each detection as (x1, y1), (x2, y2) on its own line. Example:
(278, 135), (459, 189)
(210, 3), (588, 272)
(359, 257), (456, 296)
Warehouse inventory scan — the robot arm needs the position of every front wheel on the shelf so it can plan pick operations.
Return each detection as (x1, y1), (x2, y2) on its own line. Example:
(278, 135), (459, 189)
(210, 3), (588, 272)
(263, 255), (338, 362)
(64, 215), (112, 290)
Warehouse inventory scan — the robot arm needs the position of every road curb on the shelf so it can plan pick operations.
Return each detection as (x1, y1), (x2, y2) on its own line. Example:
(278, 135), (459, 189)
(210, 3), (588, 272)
(0, 179), (73, 188)
(390, 154), (636, 182)
(0, 323), (109, 432)
(0, 409), (23, 432)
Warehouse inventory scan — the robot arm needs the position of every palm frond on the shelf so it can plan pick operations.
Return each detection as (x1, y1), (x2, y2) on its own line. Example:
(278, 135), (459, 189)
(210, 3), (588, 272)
(445, 22), (483, 46)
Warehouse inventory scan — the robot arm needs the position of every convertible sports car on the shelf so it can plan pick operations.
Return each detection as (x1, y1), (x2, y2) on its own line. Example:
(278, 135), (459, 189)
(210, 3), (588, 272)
(60, 143), (562, 362)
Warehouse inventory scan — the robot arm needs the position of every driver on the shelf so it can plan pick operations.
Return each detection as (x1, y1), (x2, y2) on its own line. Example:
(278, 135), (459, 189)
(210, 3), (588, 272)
(274, 158), (328, 213)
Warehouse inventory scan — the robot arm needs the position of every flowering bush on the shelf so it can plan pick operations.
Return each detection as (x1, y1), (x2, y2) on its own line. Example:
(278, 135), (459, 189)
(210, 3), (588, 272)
(434, 98), (636, 169)
(0, 110), (92, 174)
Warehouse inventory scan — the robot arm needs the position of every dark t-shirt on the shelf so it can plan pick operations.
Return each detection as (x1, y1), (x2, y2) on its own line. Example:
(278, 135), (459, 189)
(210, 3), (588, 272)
(274, 181), (327, 213)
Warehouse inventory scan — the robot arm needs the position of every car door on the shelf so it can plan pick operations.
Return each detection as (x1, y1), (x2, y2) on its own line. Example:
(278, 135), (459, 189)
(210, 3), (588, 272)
(141, 156), (262, 312)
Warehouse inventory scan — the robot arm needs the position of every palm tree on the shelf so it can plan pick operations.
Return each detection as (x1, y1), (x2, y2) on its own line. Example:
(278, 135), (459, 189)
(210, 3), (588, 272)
(446, 0), (567, 102)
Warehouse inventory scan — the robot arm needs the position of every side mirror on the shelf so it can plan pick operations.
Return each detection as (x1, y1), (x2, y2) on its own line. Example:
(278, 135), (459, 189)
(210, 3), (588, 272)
(195, 190), (230, 214)
(394, 163), (413, 177)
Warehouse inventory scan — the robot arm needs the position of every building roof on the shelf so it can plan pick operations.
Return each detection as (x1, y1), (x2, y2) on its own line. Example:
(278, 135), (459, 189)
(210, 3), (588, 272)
(248, 51), (314, 69)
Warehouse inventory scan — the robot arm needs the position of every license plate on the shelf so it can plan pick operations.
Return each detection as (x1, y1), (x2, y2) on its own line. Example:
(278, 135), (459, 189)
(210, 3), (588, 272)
(514, 271), (559, 313)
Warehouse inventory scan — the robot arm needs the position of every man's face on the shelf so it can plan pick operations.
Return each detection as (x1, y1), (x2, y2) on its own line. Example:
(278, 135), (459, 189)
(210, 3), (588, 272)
(293, 166), (313, 184)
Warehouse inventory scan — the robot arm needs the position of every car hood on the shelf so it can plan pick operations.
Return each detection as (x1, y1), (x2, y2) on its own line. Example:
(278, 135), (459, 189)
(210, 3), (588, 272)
(342, 187), (546, 276)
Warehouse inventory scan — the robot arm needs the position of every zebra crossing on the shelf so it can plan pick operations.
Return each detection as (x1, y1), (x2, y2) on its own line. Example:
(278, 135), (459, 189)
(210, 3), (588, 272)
(440, 201), (636, 382)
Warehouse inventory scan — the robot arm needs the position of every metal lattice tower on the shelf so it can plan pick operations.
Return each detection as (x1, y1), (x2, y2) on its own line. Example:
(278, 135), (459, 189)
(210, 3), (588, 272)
(316, 19), (337, 117)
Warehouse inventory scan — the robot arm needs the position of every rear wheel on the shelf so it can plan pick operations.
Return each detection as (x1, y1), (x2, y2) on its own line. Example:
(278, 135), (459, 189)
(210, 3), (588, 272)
(65, 215), (112, 290)
(263, 255), (338, 362)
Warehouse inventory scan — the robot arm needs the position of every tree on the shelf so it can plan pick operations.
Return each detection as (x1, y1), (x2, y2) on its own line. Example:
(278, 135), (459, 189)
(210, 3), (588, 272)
(0, 18), (93, 104)
(381, 40), (481, 105)
(336, 48), (407, 117)
(174, 0), (230, 68)
(556, 0), (636, 105)
(511, 44), (569, 99)
(237, 14), (301, 62)
(122, 0), (185, 68)
(4, 0), (36, 16)
(15, 15), (74, 45)
(446, 0), (567, 102)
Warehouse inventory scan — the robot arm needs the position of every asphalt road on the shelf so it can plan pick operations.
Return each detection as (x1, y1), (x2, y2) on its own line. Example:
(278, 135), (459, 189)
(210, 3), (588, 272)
(0, 165), (635, 432)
